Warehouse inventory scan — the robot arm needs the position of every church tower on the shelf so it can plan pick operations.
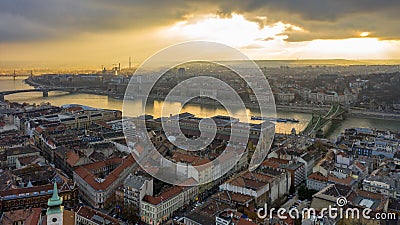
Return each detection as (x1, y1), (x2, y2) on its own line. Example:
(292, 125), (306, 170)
(47, 182), (64, 225)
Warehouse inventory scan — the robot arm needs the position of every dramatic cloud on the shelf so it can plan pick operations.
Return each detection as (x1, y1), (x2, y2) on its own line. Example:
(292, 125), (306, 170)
(0, 0), (191, 42)
(1, 0), (400, 43)
(1, 0), (400, 68)
(206, 0), (400, 41)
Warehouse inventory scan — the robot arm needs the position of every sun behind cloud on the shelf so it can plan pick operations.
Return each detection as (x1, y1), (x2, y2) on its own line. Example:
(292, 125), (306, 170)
(360, 32), (370, 37)
(166, 14), (301, 47)
(163, 14), (399, 60)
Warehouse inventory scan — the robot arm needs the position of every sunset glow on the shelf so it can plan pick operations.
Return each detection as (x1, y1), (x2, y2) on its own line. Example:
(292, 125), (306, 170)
(163, 14), (399, 60)
(1, 1), (400, 70)
(360, 32), (370, 37)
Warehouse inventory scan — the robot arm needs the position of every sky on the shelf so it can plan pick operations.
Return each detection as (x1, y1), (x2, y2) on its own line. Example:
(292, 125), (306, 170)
(1, 0), (400, 70)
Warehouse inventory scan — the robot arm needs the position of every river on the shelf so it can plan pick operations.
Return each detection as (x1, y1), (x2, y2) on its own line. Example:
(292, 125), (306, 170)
(1, 76), (400, 139)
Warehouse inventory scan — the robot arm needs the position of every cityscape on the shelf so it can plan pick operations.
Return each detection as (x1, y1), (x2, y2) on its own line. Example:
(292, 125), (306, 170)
(1, 1), (400, 225)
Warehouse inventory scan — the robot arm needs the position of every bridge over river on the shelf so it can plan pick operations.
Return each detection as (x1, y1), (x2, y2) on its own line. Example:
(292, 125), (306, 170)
(301, 104), (346, 137)
(0, 87), (84, 102)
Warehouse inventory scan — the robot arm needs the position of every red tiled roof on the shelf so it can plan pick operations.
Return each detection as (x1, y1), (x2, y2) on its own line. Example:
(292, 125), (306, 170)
(351, 189), (385, 201)
(136, 144), (144, 154)
(81, 157), (122, 172)
(242, 172), (273, 182)
(0, 182), (72, 197)
(172, 153), (211, 171)
(66, 151), (80, 167)
(1, 208), (42, 225)
(262, 160), (280, 169)
(35, 126), (43, 133)
(74, 155), (135, 191)
(179, 178), (197, 186)
(17, 155), (40, 165)
(143, 186), (184, 205)
(354, 161), (367, 171)
(76, 206), (119, 224)
(192, 158), (210, 166)
(347, 189), (388, 211)
(217, 151), (235, 162)
(143, 162), (159, 175)
(328, 175), (354, 186)
(228, 176), (267, 190)
(263, 157), (290, 165)
(214, 191), (253, 205)
(172, 152), (198, 163)
(237, 218), (257, 225)
(66, 106), (83, 112)
(308, 172), (328, 182)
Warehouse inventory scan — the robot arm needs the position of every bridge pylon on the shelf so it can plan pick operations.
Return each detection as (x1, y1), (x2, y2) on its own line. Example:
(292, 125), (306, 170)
(301, 104), (346, 137)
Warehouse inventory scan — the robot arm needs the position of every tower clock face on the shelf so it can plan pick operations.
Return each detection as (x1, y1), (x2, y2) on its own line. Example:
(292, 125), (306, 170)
(52, 217), (57, 222)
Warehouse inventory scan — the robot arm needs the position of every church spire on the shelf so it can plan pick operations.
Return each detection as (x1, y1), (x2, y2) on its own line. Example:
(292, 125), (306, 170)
(47, 182), (63, 215)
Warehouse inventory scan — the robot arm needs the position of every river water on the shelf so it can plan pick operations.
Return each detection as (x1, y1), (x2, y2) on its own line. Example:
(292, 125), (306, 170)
(1, 77), (400, 139)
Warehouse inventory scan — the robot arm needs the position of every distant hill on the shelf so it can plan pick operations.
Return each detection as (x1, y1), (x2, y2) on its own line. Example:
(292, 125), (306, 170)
(253, 59), (400, 67)
(214, 59), (400, 68)
(1, 59), (400, 74)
